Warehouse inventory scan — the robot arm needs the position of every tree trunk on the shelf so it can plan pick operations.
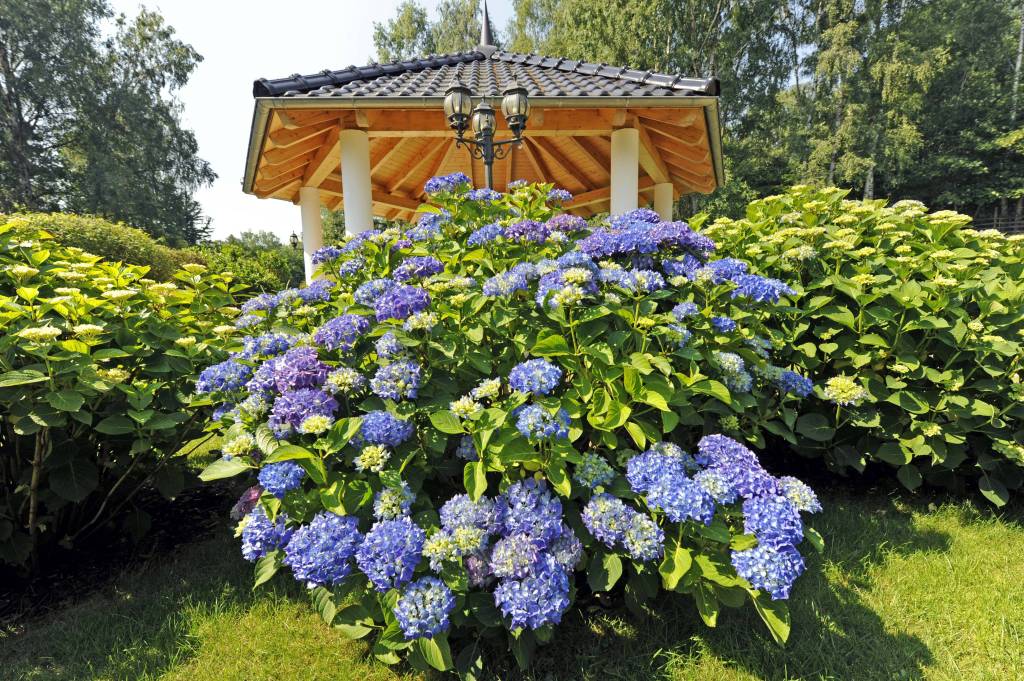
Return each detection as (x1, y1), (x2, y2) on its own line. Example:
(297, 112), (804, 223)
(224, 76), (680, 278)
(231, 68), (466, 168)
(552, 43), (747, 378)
(1012, 1), (1024, 122)
(0, 39), (36, 207)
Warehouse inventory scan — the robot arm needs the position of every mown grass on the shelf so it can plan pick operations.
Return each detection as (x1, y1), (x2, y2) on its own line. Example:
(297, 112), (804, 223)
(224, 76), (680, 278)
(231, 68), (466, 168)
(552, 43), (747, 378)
(2, 490), (1021, 681)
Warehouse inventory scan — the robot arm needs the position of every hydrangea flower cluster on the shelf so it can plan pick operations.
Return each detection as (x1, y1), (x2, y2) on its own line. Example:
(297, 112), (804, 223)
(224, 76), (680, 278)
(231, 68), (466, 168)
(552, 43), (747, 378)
(394, 576), (456, 639)
(241, 507), (292, 561)
(393, 256), (444, 282)
(356, 517), (426, 592)
(508, 358), (562, 395)
(370, 360), (422, 400)
(424, 172), (471, 194)
(257, 461), (307, 498)
(313, 314), (369, 352)
(515, 405), (571, 441)
(283, 512), (362, 588)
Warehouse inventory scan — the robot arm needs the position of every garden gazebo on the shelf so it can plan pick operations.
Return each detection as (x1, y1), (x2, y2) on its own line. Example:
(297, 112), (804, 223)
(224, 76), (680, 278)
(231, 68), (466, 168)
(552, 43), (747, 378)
(242, 10), (724, 280)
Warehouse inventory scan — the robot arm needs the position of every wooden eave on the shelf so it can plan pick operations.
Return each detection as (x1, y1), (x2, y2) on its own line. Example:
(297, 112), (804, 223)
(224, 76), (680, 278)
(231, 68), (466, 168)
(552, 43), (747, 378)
(244, 95), (724, 222)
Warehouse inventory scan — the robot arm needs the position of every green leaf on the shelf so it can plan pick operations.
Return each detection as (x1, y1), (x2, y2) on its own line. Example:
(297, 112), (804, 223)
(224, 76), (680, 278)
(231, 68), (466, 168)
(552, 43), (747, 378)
(198, 456), (252, 481)
(253, 551), (280, 588)
(46, 390), (84, 412)
(95, 415), (135, 435)
(658, 540), (692, 590)
(310, 586), (337, 625)
(48, 455), (99, 502)
(751, 591), (791, 644)
(545, 459), (571, 496)
(464, 460), (487, 501)
(588, 551), (623, 592)
(728, 533), (758, 551)
(430, 410), (464, 434)
(509, 630), (535, 670)
(795, 413), (835, 442)
(979, 475), (1009, 507)
(416, 634), (453, 671)
(334, 603), (374, 639)
(265, 444), (326, 484)
(624, 421), (647, 448)
(803, 527), (826, 554)
(0, 369), (48, 387)
(531, 330), (571, 356)
(694, 584), (719, 627)
(896, 464), (923, 491)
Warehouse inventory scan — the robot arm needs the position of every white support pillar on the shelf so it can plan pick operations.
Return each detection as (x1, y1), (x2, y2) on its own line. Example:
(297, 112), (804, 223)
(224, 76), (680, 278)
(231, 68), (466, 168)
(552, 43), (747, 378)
(340, 129), (373, 235)
(654, 182), (674, 221)
(299, 186), (323, 284)
(610, 127), (640, 216)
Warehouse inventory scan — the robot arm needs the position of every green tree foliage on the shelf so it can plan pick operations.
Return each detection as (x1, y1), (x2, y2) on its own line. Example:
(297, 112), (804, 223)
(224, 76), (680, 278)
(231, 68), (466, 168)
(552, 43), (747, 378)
(0, 1), (214, 245)
(192, 231), (304, 294)
(373, 0), (499, 65)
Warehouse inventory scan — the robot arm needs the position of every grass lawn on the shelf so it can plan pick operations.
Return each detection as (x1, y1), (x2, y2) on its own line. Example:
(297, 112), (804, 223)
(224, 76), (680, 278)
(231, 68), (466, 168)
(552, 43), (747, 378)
(1, 489), (1021, 681)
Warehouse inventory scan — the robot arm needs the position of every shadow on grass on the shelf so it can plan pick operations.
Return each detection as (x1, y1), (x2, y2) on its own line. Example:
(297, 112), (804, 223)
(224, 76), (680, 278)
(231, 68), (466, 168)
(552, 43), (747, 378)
(477, 491), (948, 681)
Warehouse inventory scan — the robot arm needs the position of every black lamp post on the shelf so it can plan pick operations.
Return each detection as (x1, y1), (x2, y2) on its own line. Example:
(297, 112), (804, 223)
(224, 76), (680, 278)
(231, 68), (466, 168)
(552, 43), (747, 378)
(289, 231), (300, 250)
(443, 81), (530, 189)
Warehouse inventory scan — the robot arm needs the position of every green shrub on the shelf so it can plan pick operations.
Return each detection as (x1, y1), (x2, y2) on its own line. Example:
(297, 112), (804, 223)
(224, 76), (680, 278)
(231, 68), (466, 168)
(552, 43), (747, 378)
(196, 178), (826, 671)
(701, 186), (1024, 503)
(190, 232), (304, 294)
(0, 216), (238, 567)
(2, 212), (199, 281)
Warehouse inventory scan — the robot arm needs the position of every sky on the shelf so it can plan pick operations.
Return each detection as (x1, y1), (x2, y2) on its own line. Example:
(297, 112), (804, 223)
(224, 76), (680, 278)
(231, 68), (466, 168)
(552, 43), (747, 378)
(108, 0), (513, 243)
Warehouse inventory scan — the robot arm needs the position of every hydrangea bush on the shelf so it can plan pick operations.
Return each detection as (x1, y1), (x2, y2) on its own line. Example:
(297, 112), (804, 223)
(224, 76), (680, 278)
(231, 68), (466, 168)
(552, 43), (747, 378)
(0, 216), (237, 567)
(700, 186), (1024, 504)
(197, 177), (823, 671)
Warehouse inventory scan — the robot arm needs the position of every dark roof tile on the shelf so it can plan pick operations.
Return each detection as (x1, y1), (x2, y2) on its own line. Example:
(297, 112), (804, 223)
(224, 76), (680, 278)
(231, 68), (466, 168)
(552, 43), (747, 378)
(253, 50), (716, 99)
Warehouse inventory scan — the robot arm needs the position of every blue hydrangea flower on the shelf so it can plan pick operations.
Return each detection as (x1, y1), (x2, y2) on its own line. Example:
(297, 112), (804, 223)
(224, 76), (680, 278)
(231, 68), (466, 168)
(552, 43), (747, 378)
(775, 370), (814, 397)
(668, 323), (692, 348)
(514, 405), (570, 441)
(298, 278), (334, 303)
(234, 314), (263, 329)
(574, 452), (615, 489)
(547, 188), (573, 203)
(505, 219), (550, 243)
(702, 258), (749, 283)
(493, 554), (570, 630)
(482, 269), (529, 296)
(546, 214), (587, 233)
(731, 543), (805, 600)
(273, 347), (329, 393)
(311, 245), (343, 265)
(623, 513), (664, 562)
(370, 360), (421, 400)
(626, 450), (687, 495)
(731, 274), (795, 303)
(356, 517), (425, 592)
(283, 512), (361, 588)
(646, 475), (716, 525)
(393, 256), (444, 282)
(778, 476), (822, 513)
(494, 479), (563, 544)
(577, 219), (715, 259)
(582, 493), (633, 546)
(313, 314), (370, 352)
(374, 481), (416, 519)
(693, 469), (739, 505)
(663, 254), (703, 278)
(711, 316), (737, 333)
(410, 210), (449, 239)
(548, 525), (583, 570)
(394, 576), (456, 639)
(234, 333), (298, 361)
(440, 494), (497, 533)
(241, 507), (293, 561)
(360, 410), (414, 447)
(508, 358), (563, 396)
(373, 284), (430, 322)
(742, 494), (804, 547)
(241, 292), (280, 314)
(467, 188), (502, 202)
(258, 461), (307, 498)
(467, 223), (505, 246)
(196, 360), (252, 394)
(455, 435), (478, 461)
(374, 332), (403, 361)
(489, 533), (542, 579)
(671, 301), (699, 320)
(354, 278), (397, 306)
(245, 358), (279, 398)
(424, 172), (471, 194)
(268, 388), (338, 437)
(630, 269), (666, 293)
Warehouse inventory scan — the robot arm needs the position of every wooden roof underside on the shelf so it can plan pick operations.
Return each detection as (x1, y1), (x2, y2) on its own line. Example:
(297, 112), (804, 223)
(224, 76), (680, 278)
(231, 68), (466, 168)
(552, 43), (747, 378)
(251, 106), (717, 222)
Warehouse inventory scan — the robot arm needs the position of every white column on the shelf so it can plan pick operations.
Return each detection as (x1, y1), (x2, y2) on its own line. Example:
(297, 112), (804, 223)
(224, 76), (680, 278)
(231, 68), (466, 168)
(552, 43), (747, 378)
(610, 127), (640, 216)
(654, 182), (674, 221)
(340, 129), (373, 235)
(299, 186), (323, 284)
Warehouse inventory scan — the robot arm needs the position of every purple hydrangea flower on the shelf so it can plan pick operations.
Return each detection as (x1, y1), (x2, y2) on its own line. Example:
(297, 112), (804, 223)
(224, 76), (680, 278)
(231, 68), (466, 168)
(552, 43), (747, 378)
(268, 388), (338, 437)
(731, 274), (795, 303)
(467, 188), (502, 202)
(482, 269), (529, 297)
(546, 214), (587, 233)
(581, 493), (633, 545)
(273, 347), (329, 393)
(489, 533), (542, 579)
(547, 188), (573, 203)
(494, 479), (563, 544)
(440, 494), (497, 533)
(393, 256), (444, 282)
(298, 278), (334, 303)
(424, 172), (471, 194)
(504, 220), (550, 243)
(742, 494), (804, 548)
(354, 278), (397, 306)
(311, 245), (343, 265)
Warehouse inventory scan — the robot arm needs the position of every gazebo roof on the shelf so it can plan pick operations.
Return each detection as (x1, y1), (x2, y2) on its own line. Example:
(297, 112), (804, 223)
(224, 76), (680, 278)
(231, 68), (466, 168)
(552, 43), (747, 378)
(253, 49), (719, 100)
(244, 43), (724, 221)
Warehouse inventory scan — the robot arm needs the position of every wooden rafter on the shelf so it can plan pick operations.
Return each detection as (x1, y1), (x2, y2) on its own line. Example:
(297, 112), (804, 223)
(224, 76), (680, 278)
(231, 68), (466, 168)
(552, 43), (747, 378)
(569, 177), (657, 208)
(530, 138), (589, 192)
(304, 127), (342, 188)
(258, 154), (312, 181)
(268, 118), (340, 148)
(636, 125), (670, 185)
(255, 168), (306, 195)
(372, 137), (414, 174)
(646, 129), (710, 165)
(277, 110), (345, 130)
(565, 137), (610, 183)
(519, 139), (549, 183)
(263, 133), (328, 166)
(636, 117), (704, 147)
(632, 108), (701, 129)
(387, 139), (449, 194)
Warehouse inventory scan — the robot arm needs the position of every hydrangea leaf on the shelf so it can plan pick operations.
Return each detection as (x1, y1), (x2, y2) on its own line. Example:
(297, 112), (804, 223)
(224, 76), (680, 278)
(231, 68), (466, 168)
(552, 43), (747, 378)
(464, 460), (487, 502)
(794, 414), (835, 442)
(659, 539), (692, 590)
(253, 550), (280, 588)
(430, 410), (464, 435)
(750, 590), (791, 645)
(587, 551), (623, 592)
(416, 634), (453, 671)
(198, 456), (251, 481)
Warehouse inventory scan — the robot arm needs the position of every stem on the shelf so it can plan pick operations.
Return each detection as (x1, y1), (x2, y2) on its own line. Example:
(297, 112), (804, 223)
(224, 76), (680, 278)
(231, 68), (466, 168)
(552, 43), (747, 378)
(27, 428), (49, 561)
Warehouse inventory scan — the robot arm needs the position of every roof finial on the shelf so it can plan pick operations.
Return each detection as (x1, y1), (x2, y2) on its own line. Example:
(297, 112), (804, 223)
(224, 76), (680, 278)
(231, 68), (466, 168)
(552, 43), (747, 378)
(479, 0), (494, 49)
